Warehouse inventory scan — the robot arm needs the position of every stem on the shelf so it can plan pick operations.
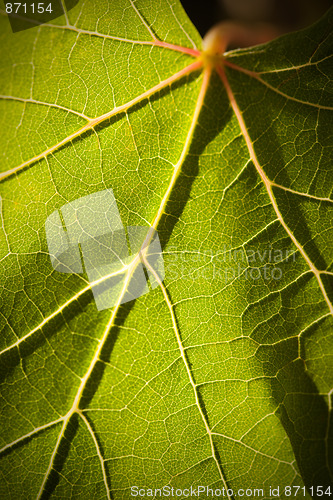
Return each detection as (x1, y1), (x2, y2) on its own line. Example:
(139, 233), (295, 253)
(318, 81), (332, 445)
(202, 21), (280, 55)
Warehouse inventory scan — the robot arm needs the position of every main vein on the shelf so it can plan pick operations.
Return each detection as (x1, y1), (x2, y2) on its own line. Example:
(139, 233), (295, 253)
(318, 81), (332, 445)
(216, 64), (333, 316)
(142, 254), (233, 498)
(35, 65), (211, 500)
(0, 59), (202, 183)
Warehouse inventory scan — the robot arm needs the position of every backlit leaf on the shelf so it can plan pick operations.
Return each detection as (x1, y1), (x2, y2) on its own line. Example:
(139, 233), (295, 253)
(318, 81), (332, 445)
(0, 1), (332, 498)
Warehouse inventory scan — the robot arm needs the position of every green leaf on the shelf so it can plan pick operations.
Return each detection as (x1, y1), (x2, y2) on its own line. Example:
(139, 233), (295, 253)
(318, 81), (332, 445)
(0, 1), (332, 498)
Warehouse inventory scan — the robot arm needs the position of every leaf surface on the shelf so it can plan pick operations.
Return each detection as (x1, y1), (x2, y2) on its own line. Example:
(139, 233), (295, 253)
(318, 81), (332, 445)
(0, 1), (332, 498)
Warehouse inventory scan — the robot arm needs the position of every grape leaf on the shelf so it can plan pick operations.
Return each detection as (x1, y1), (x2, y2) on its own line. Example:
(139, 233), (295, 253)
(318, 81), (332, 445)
(0, 1), (332, 498)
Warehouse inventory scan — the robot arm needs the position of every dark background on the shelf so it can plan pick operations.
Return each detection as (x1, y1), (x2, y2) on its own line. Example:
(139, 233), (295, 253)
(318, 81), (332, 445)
(180, 0), (331, 41)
